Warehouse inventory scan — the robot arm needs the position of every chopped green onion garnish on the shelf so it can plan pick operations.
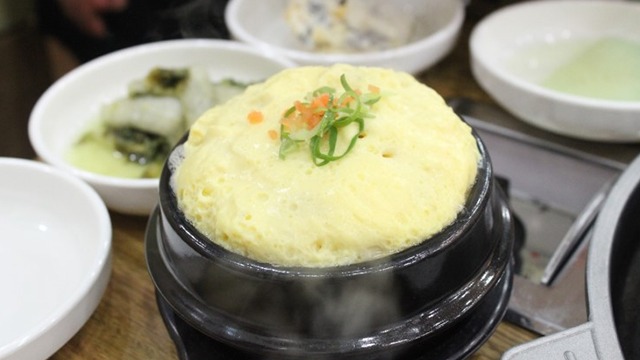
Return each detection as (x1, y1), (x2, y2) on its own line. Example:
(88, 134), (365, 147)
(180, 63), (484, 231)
(278, 74), (381, 166)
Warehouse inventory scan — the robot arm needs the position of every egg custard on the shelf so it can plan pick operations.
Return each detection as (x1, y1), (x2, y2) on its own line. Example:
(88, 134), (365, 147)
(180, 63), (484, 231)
(174, 64), (480, 267)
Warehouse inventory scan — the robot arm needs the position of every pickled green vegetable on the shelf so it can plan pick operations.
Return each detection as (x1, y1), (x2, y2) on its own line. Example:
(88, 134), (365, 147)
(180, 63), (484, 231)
(66, 67), (253, 179)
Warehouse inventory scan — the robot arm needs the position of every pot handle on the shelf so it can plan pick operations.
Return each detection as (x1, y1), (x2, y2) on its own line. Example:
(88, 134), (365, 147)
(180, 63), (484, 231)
(502, 323), (599, 360)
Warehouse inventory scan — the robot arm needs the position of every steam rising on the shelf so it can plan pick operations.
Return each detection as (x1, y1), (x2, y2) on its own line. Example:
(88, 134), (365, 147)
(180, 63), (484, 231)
(189, 255), (409, 358)
(167, 144), (184, 195)
(152, 0), (230, 41)
(302, 273), (401, 338)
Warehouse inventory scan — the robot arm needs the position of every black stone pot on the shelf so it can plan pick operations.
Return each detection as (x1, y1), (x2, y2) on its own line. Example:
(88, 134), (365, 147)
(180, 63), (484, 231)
(146, 130), (514, 359)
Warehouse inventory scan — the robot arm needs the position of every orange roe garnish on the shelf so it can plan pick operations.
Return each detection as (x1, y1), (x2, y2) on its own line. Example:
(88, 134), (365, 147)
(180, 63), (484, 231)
(247, 110), (264, 124)
(311, 93), (330, 109)
(368, 84), (380, 94)
(268, 129), (278, 140)
(282, 96), (326, 131)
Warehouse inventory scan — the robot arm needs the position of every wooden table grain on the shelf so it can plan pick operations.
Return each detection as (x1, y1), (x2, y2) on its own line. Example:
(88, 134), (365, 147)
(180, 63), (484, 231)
(49, 2), (575, 359)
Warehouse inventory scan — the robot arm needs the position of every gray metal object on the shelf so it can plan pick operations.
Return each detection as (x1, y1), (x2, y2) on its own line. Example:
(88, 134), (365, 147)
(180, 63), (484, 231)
(504, 147), (640, 360)
(450, 99), (624, 335)
(449, 98), (638, 360)
(540, 178), (613, 286)
(467, 118), (622, 334)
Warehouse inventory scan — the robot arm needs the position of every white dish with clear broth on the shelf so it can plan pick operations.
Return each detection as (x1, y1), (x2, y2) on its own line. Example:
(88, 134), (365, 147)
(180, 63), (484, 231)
(0, 158), (111, 360)
(470, 0), (640, 142)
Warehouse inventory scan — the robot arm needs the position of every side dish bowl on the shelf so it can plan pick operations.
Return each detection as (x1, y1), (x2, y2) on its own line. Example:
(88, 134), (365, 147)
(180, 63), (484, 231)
(470, 0), (640, 142)
(146, 129), (514, 359)
(225, 0), (464, 74)
(29, 39), (295, 215)
(0, 158), (111, 360)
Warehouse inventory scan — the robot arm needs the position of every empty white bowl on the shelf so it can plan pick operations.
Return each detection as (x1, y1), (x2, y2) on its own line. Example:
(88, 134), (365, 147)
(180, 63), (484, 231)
(470, 0), (640, 142)
(225, 0), (465, 74)
(0, 157), (111, 360)
(29, 39), (295, 215)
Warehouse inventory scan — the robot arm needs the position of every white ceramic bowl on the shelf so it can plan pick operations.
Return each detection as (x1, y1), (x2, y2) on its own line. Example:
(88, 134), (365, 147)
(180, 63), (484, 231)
(0, 157), (111, 360)
(225, 0), (465, 74)
(29, 39), (295, 215)
(470, 0), (640, 142)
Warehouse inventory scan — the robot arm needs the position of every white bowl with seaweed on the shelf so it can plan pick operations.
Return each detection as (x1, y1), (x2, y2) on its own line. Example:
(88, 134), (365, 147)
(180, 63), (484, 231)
(29, 39), (295, 215)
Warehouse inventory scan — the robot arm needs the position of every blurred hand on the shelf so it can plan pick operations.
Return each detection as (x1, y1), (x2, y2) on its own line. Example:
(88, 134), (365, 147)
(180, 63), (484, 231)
(57, 0), (128, 38)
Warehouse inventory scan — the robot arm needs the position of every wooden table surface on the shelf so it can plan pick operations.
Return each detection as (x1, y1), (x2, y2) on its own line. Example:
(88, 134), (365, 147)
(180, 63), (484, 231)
(49, 1), (640, 359)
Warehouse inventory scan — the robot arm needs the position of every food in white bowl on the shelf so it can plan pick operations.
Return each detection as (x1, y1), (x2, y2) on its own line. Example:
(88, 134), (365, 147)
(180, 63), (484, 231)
(225, 0), (465, 74)
(470, 0), (640, 142)
(67, 66), (250, 179)
(531, 38), (640, 102)
(283, 0), (414, 53)
(29, 39), (294, 215)
(172, 64), (480, 267)
(0, 158), (111, 360)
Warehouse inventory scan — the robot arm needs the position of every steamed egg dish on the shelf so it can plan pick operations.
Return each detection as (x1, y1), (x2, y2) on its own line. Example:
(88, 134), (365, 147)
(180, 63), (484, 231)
(174, 64), (480, 267)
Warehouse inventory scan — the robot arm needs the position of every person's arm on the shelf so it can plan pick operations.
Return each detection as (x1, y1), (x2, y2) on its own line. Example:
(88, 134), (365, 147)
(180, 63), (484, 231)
(56, 0), (128, 37)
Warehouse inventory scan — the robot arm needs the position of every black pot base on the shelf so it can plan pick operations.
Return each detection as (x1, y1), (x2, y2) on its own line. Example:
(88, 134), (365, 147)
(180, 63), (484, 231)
(146, 209), (513, 360)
